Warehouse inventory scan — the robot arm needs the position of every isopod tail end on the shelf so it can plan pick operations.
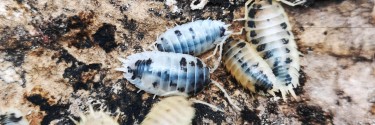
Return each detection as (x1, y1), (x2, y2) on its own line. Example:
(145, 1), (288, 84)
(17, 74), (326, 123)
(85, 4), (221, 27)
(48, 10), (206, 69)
(274, 82), (299, 102)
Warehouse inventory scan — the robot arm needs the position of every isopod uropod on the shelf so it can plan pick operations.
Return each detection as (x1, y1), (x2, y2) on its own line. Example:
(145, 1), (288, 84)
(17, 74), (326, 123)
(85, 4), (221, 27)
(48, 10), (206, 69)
(152, 19), (232, 71)
(141, 96), (195, 125)
(116, 51), (240, 110)
(222, 39), (296, 100)
(236, 0), (301, 99)
(70, 105), (119, 125)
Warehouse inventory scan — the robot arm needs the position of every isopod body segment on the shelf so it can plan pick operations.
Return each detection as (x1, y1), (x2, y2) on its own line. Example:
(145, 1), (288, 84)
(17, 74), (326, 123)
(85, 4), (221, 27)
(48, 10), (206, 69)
(243, 0), (300, 98)
(116, 51), (211, 96)
(223, 39), (296, 100)
(154, 19), (231, 56)
(141, 96), (195, 125)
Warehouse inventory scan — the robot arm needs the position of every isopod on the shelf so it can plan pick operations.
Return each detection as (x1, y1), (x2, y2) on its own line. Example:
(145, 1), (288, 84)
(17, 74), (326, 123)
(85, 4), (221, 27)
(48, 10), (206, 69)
(235, 0), (301, 99)
(222, 39), (296, 100)
(141, 95), (227, 125)
(116, 51), (240, 110)
(70, 105), (119, 125)
(141, 96), (195, 125)
(151, 19), (232, 71)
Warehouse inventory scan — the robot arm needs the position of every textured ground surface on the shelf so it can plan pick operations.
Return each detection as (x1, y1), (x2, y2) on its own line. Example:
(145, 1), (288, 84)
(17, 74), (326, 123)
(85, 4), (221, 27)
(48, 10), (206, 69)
(0, 0), (374, 124)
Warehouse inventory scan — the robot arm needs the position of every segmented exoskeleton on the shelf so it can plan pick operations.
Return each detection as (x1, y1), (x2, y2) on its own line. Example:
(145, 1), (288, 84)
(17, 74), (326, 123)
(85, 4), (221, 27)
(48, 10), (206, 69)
(152, 19), (232, 72)
(141, 96), (195, 125)
(223, 39), (296, 100)
(116, 51), (240, 110)
(235, 0), (301, 99)
(117, 51), (211, 96)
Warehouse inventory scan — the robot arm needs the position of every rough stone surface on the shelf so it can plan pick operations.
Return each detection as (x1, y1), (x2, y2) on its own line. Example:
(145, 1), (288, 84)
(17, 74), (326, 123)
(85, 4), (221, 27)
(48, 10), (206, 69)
(0, 0), (374, 125)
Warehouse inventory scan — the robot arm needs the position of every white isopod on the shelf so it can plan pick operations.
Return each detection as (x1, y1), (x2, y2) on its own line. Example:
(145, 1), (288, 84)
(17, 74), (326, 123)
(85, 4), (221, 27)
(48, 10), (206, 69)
(151, 19), (232, 72)
(141, 95), (227, 125)
(223, 39), (295, 100)
(116, 51), (240, 110)
(141, 96), (195, 125)
(235, 0), (302, 99)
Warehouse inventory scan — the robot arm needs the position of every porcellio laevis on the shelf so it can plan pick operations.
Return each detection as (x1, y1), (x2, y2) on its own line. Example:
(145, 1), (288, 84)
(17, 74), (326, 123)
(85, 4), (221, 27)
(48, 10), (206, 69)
(116, 51), (240, 110)
(240, 0), (301, 98)
(222, 39), (296, 100)
(117, 51), (210, 96)
(141, 96), (195, 125)
(152, 19), (232, 71)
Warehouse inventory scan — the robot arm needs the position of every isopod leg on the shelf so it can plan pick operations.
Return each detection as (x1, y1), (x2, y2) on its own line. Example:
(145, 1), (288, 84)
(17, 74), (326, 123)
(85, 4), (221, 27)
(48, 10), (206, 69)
(205, 43), (219, 60)
(210, 35), (229, 73)
(190, 99), (224, 112)
(147, 43), (157, 51)
(211, 80), (241, 111)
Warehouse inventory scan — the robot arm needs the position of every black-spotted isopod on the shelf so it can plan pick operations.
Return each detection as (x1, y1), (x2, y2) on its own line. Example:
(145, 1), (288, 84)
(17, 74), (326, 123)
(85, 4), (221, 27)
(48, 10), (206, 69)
(116, 51), (240, 110)
(223, 39), (296, 100)
(151, 19), (232, 71)
(235, 0), (301, 99)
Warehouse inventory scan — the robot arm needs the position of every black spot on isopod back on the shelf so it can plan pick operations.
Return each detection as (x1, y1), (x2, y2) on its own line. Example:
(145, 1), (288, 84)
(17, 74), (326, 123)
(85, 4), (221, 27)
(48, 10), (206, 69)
(280, 22), (287, 29)
(256, 44), (266, 52)
(92, 23), (118, 53)
(282, 38), (289, 44)
(190, 61), (195, 66)
(250, 30), (257, 37)
(248, 8), (257, 18)
(252, 62), (259, 67)
(170, 81), (177, 87)
(196, 59), (203, 68)
(177, 87), (185, 92)
(251, 39), (259, 44)
(273, 60), (281, 67)
(241, 63), (248, 68)
(267, 0), (272, 4)
(284, 74), (292, 85)
(263, 51), (273, 59)
(146, 58), (152, 65)
(152, 82), (158, 88)
(247, 21), (256, 28)
(219, 27), (226, 37)
(180, 57), (187, 66)
(238, 58), (243, 63)
(286, 48), (290, 53)
(237, 42), (246, 48)
(174, 30), (182, 36)
(285, 57), (293, 64)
